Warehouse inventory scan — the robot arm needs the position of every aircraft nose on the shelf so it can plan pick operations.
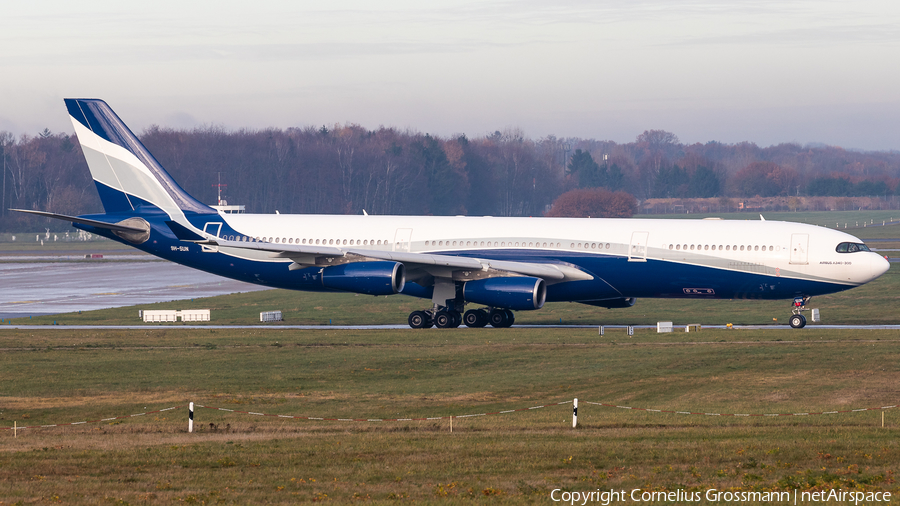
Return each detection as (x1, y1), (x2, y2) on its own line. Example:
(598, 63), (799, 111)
(870, 253), (891, 281)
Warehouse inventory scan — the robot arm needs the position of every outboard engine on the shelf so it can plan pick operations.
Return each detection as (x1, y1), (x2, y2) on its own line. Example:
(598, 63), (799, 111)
(463, 277), (546, 310)
(321, 261), (405, 296)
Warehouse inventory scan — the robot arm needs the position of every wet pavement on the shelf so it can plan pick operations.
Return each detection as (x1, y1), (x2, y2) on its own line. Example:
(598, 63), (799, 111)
(0, 256), (268, 319)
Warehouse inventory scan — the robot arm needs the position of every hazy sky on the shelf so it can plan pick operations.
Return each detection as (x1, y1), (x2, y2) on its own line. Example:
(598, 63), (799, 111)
(2, 0), (899, 150)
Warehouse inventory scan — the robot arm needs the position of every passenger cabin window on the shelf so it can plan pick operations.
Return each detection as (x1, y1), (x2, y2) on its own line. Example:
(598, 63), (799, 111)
(836, 242), (870, 253)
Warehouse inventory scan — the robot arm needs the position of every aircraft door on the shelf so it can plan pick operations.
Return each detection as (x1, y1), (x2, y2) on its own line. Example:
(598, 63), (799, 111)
(629, 231), (649, 262)
(203, 222), (222, 237)
(201, 222), (223, 253)
(790, 233), (808, 265)
(393, 228), (413, 252)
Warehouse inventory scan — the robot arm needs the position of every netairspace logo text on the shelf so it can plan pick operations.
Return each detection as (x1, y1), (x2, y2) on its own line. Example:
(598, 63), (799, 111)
(550, 488), (892, 505)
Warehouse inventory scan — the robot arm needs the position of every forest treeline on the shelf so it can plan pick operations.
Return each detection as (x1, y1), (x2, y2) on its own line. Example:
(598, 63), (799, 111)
(1, 125), (899, 231)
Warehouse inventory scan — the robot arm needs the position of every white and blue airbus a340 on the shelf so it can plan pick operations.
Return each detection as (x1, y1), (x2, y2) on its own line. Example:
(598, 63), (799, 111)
(16, 99), (890, 329)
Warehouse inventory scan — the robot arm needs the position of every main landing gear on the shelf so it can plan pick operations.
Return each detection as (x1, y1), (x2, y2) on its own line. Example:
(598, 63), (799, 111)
(408, 307), (515, 329)
(789, 295), (811, 329)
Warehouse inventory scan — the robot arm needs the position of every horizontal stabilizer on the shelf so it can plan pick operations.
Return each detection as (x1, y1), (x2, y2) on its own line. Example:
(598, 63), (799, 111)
(10, 209), (149, 234)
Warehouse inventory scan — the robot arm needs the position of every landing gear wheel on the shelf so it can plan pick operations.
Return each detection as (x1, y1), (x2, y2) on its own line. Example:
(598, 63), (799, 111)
(463, 309), (489, 328)
(489, 309), (514, 328)
(789, 314), (807, 329)
(434, 310), (461, 329)
(434, 311), (452, 328)
(504, 309), (515, 327)
(450, 310), (462, 328)
(409, 310), (433, 329)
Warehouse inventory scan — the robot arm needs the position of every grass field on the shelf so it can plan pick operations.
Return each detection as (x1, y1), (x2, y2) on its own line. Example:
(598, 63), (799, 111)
(1, 327), (899, 504)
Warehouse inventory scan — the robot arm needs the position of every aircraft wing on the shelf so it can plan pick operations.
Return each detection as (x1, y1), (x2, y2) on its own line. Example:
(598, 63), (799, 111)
(202, 237), (592, 283)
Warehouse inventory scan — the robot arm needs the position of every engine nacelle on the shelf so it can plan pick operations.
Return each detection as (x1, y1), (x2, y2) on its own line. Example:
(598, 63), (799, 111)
(463, 277), (546, 310)
(320, 261), (405, 296)
(579, 297), (636, 309)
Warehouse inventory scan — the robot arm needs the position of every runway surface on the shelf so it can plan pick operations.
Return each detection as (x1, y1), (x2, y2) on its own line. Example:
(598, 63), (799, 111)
(0, 255), (268, 319)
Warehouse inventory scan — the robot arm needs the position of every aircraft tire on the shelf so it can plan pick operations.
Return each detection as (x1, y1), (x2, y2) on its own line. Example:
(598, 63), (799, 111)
(449, 310), (462, 328)
(789, 314), (807, 329)
(409, 310), (432, 329)
(489, 309), (512, 328)
(504, 309), (515, 327)
(434, 311), (456, 329)
(464, 309), (488, 328)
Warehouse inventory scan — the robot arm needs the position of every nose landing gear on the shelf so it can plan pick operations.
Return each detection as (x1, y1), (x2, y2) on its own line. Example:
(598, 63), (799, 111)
(789, 296), (810, 328)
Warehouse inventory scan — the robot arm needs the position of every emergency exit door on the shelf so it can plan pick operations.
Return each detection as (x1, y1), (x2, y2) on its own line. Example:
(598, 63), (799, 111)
(393, 228), (413, 252)
(790, 233), (808, 265)
(629, 231), (649, 262)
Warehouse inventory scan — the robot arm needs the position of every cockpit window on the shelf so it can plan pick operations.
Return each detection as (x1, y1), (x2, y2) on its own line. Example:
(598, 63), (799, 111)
(836, 242), (870, 253)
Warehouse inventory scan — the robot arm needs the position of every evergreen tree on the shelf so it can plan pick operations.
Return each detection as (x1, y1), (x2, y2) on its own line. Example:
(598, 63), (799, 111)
(807, 177), (852, 196)
(653, 165), (689, 197)
(606, 163), (624, 192)
(688, 166), (721, 197)
(567, 149), (606, 188)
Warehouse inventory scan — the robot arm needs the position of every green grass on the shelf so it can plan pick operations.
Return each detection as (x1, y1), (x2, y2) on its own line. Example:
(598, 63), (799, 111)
(1, 327), (899, 504)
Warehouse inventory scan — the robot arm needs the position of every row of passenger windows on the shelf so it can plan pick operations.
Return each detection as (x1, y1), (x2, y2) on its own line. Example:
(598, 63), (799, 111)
(288, 237), (388, 246)
(224, 235), (388, 246)
(423, 240), (615, 250)
(427, 240), (546, 248)
(246, 238), (619, 250)
(223, 235), (817, 256)
(669, 244), (777, 252)
(229, 236), (613, 250)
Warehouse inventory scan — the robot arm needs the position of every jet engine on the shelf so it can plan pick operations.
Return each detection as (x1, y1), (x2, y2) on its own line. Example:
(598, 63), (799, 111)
(463, 277), (546, 310)
(320, 261), (405, 296)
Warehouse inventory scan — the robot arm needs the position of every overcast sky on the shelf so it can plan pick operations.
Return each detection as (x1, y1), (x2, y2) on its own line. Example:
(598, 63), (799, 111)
(2, 0), (898, 150)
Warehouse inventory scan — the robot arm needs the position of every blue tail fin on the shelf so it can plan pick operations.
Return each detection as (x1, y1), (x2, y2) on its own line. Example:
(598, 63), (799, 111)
(65, 98), (215, 217)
